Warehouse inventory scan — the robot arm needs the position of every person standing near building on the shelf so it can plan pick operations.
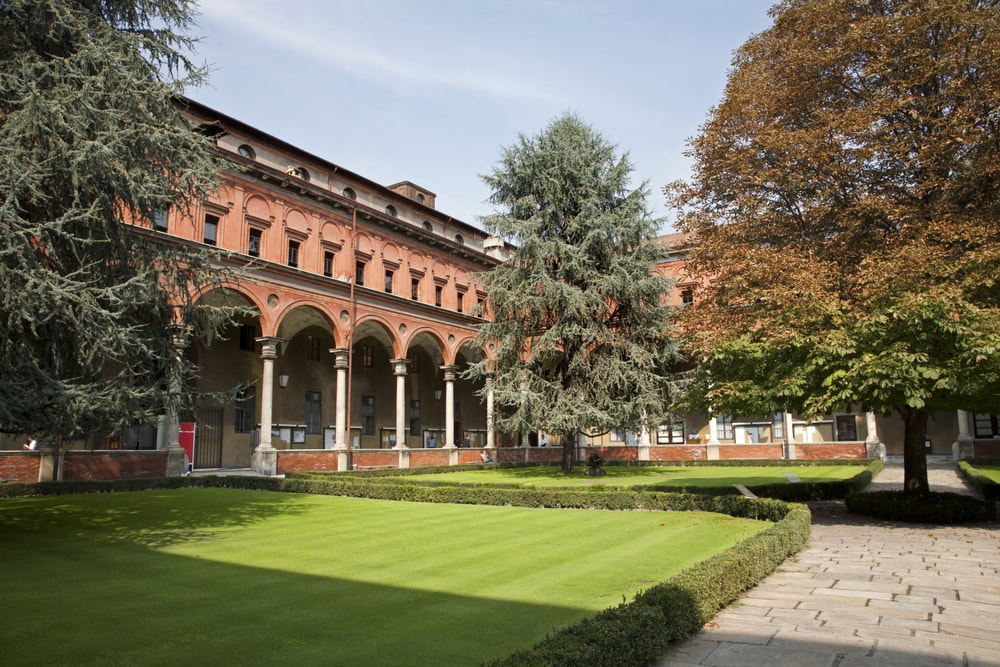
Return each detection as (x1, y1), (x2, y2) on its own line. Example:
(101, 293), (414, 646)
(22, 435), (37, 451)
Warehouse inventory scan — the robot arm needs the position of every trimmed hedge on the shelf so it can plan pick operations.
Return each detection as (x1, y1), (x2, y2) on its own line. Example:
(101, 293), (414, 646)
(958, 460), (1000, 502)
(292, 459), (884, 502)
(846, 489), (995, 523)
(1, 473), (810, 666)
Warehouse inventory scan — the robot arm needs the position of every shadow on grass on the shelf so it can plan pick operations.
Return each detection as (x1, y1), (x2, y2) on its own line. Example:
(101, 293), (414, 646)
(0, 487), (313, 549)
(0, 542), (583, 666)
(0, 491), (586, 666)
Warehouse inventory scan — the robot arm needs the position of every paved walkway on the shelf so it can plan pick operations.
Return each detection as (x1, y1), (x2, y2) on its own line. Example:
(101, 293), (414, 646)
(657, 456), (1000, 667)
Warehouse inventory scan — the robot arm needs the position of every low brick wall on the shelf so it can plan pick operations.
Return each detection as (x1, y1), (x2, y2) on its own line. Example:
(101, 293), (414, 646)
(408, 449), (450, 468)
(526, 447), (563, 463)
(719, 444), (784, 460)
(974, 440), (1000, 457)
(277, 450), (340, 475)
(0, 453), (41, 483)
(350, 449), (399, 470)
(648, 445), (708, 461)
(795, 442), (867, 460)
(63, 451), (167, 481)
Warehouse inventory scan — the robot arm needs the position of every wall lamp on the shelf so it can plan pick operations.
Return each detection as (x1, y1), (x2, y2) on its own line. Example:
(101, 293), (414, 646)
(278, 374), (290, 389)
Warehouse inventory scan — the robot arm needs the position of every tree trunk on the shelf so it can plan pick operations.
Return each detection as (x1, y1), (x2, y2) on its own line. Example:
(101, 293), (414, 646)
(561, 432), (575, 473)
(899, 407), (930, 496)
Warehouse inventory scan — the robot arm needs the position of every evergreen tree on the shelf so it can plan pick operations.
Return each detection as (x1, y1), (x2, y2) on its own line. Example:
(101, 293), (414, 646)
(667, 0), (1000, 495)
(0, 0), (246, 442)
(471, 114), (680, 472)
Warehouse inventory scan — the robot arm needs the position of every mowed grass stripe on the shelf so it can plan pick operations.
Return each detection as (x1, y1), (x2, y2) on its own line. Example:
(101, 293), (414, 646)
(0, 488), (767, 666)
(405, 464), (867, 488)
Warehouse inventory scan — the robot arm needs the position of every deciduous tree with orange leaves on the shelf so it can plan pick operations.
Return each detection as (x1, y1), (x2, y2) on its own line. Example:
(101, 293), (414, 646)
(667, 0), (1000, 496)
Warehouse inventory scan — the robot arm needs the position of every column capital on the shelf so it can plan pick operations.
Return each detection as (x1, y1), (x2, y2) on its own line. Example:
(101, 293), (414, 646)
(256, 336), (285, 360)
(330, 347), (350, 370)
(391, 357), (410, 377)
(440, 364), (459, 382)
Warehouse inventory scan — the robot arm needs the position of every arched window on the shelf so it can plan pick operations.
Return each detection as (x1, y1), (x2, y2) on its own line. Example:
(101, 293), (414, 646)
(385, 205), (397, 217)
(422, 221), (433, 232)
(237, 144), (255, 159)
(343, 187), (356, 200)
(454, 234), (465, 245)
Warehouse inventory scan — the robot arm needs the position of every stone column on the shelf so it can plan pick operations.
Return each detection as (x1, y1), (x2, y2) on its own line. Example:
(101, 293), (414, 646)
(392, 358), (409, 449)
(252, 337), (283, 476)
(865, 411), (884, 460)
(707, 416), (720, 460)
(441, 365), (458, 448)
(331, 348), (349, 450)
(953, 409), (975, 461)
(485, 373), (495, 449)
(783, 411), (796, 460)
(165, 328), (189, 476)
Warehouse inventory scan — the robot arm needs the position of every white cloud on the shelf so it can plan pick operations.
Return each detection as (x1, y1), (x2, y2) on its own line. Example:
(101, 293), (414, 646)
(196, 0), (570, 105)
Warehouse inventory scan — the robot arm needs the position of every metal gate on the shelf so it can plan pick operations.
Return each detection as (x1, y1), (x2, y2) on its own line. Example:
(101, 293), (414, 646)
(194, 407), (223, 469)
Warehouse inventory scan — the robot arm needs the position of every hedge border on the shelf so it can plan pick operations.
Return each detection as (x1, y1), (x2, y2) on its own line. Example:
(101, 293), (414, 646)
(0, 473), (810, 666)
(290, 459), (884, 502)
(958, 459), (1000, 501)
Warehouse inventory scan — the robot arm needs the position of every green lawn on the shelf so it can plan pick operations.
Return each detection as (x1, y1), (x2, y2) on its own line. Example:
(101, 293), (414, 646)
(405, 464), (867, 489)
(0, 488), (767, 666)
(971, 465), (1000, 483)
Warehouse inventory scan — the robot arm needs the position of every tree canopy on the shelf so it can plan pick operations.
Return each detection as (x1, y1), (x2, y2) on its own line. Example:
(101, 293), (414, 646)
(0, 0), (246, 440)
(471, 114), (680, 471)
(667, 0), (1000, 494)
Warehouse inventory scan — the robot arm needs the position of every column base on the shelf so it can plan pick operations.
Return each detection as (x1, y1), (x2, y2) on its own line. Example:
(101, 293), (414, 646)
(866, 439), (886, 461)
(952, 437), (974, 462)
(166, 444), (189, 477)
(706, 440), (720, 461)
(251, 444), (278, 476)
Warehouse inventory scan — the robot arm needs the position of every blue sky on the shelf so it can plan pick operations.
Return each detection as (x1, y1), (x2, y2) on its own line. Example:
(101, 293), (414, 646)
(190, 0), (777, 231)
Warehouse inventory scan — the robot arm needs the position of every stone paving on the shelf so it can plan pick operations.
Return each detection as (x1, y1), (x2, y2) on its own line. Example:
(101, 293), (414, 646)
(656, 455), (1000, 667)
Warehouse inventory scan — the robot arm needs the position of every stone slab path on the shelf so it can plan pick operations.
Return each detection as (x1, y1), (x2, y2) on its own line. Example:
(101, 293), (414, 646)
(656, 456), (1000, 667)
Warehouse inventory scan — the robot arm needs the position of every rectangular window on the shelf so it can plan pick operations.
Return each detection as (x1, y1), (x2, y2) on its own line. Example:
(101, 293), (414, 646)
(772, 412), (785, 440)
(234, 386), (256, 433)
(361, 344), (373, 368)
(384, 269), (394, 293)
(457, 292), (465, 313)
(153, 209), (169, 232)
(409, 399), (421, 437)
(287, 240), (300, 268)
(203, 213), (219, 245)
(248, 228), (261, 257)
(305, 391), (321, 435)
(681, 288), (694, 306)
(361, 395), (375, 436)
(307, 335), (321, 361)
(435, 285), (443, 307)
(355, 260), (366, 286)
(610, 427), (626, 442)
(239, 324), (258, 352)
(836, 415), (857, 441)
(717, 415), (734, 440)
(656, 420), (685, 444)
(323, 251), (334, 277)
(411, 277), (419, 300)
(974, 414), (999, 438)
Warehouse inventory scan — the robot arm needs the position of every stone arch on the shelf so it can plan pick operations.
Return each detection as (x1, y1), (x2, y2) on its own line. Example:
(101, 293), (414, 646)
(352, 314), (400, 357)
(274, 301), (338, 346)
